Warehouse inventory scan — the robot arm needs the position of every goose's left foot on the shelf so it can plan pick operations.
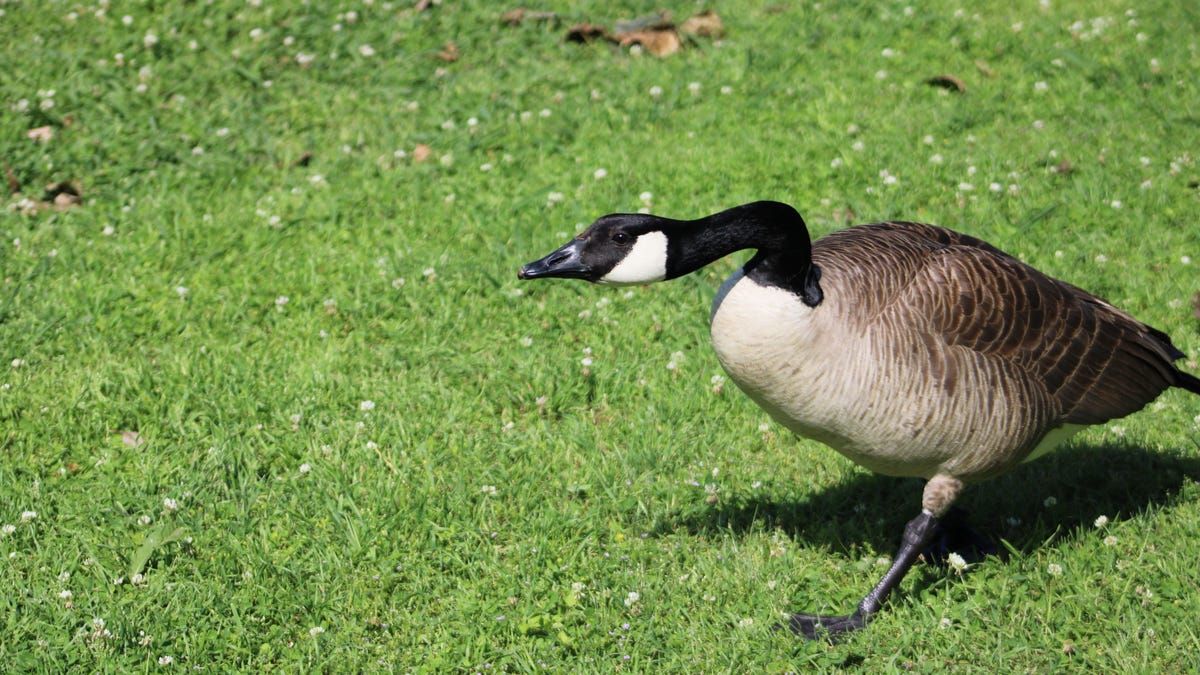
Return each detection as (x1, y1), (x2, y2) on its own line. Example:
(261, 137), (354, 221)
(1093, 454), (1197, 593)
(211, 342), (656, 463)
(785, 610), (867, 642)
(784, 510), (942, 641)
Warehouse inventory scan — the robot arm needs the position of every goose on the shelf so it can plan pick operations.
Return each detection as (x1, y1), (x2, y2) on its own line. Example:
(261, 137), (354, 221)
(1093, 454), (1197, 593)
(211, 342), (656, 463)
(517, 200), (1200, 640)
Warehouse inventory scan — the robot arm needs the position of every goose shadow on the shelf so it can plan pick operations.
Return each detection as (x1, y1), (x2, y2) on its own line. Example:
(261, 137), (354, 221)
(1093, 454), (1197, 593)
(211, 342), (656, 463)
(655, 442), (1200, 557)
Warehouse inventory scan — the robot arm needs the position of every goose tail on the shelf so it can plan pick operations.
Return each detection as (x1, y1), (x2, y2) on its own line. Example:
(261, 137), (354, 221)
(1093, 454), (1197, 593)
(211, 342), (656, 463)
(1177, 369), (1200, 395)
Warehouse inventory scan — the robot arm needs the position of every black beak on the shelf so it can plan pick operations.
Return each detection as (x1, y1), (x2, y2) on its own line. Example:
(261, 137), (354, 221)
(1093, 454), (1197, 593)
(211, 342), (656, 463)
(518, 239), (592, 281)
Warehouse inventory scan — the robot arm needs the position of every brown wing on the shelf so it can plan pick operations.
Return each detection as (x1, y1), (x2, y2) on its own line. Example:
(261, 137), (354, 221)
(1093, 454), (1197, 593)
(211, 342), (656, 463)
(820, 222), (1183, 425)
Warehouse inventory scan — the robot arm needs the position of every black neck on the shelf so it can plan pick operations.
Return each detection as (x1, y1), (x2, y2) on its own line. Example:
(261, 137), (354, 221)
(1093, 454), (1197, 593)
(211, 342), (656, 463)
(666, 201), (823, 306)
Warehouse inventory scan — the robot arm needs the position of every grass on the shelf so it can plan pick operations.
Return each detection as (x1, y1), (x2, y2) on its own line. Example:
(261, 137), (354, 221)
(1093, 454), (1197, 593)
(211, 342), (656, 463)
(2, 0), (1199, 671)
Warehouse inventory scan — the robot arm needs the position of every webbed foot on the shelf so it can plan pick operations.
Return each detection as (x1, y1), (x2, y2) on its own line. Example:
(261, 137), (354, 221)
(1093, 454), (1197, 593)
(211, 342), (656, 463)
(785, 610), (868, 642)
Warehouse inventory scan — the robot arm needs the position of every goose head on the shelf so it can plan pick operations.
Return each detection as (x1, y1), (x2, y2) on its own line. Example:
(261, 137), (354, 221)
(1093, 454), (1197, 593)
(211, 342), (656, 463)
(519, 201), (823, 305)
(517, 213), (673, 286)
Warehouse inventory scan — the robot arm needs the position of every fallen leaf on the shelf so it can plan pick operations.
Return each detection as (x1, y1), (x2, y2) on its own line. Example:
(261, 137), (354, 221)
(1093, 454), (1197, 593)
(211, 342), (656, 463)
(119, 430), (145, 448)
(926, 74), (966, 92)
(680, 10), (725, 38)
(1054, 160), (1074, 175)
(501, 8), (559, 26)
(617, 28), (682, 57)
(414, 0), (431, 10)
(42, 181), (84, 209)
(4, 163), (19, 194)
(54, 192), (81, 208)
(614, 12), (672, 34)
(437, 42), (459, 62)
(27, 126), (54, 142)
(1191, 292), (1200, 320)
(413, 144), (432, 163)
(293, 150), (314, 167)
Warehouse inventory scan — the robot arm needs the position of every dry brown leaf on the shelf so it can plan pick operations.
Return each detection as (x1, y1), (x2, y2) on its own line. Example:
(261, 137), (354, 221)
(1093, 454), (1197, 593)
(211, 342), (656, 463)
(27, 126), (54, 143)
(414, 0), (431, 10)
(926, 74), (966, 92)
(54, 192), (81, 208)
(1054, 160), (1074, 174)
(4, 163), (19, 195)
(680, 10), (725, 38)
(617, 28), (682, 57)
(119, 430), (145, 448)
(565, 23), (611, 43)
(501, 8), (559, 26)
(1190, 292), (1200, 320)
(413, 144), (432, 163)
(437, 42), (459, 62)
(614, 12), (672, 34)
(293, 150), (314, 167)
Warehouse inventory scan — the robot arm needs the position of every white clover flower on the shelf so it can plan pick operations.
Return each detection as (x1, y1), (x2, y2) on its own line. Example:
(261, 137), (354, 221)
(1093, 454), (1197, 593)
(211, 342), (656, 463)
(1047, 563), (1063, 577)
(309, 626), (325, 637)
(158, 656), (174, 665)
(360, 400), (376, 412)
(1094, 515), (1109, 528)
(947, 552), (968, 573)
(298, 463), (311, 474)
(358, 44), (376, 57)
(1, 524), (15, 536)
(20, 511), (36, 522)
(1103, 535), (1118, 546)
(163, 497), (179, 512)
(593, 168), (608, 180)
(624, 591), (640, 607)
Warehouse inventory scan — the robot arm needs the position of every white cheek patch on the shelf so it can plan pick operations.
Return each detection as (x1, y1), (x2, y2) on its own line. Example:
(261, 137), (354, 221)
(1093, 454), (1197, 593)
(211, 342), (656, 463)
(599, 231), (669, 285)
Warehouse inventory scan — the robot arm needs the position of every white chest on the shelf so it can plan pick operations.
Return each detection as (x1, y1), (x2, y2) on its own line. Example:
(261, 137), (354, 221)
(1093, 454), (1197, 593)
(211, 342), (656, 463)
(709, 272), (842, 434)
(708, 271), (948, 477)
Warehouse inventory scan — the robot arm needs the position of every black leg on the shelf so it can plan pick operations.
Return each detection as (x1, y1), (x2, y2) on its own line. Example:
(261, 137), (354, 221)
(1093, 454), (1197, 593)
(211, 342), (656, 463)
(787, 510), (942, 641)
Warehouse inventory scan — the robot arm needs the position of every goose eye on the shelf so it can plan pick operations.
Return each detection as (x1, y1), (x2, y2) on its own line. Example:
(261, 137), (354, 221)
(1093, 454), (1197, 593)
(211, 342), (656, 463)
(612, 232), (632, 245)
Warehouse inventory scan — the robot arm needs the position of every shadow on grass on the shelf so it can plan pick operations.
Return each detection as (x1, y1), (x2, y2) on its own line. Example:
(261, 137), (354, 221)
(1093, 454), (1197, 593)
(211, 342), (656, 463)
(656, 442), (1200, 557)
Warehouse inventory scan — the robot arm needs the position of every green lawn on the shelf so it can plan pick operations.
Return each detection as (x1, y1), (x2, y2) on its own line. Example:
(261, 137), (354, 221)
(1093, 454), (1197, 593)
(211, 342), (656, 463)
(3, 0), (1199, 671)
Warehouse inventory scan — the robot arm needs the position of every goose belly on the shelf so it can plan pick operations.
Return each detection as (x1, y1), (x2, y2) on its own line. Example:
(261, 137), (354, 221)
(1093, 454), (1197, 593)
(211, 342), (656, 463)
(709, 273), (1054, 479)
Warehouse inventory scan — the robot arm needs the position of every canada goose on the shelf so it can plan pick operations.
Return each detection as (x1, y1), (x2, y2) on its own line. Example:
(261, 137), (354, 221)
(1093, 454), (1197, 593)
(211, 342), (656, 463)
(518, 200), (1200, 640)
